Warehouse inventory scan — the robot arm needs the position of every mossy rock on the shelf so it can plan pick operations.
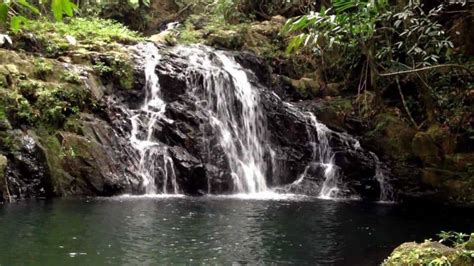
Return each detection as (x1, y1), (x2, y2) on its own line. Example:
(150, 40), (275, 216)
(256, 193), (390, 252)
(92, 51), (135, 91)
(463, 234), (474, 251)
(369, 112), (416, 160)
(383, 241), (474, 266)
(282, 76), (321, 98)
(312, 97), (353, 131)
(205, 29), (245, 50)
(413, 131), (442, 165)
(427, 125), (456, 155)
(0, 154), (8, 202)
(15, 18), (143, 57)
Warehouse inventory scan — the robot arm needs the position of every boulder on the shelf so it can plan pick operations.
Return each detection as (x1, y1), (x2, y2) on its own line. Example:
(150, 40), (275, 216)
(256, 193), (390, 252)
(5, 133), (54, 200)
(383, 241), (474, 266)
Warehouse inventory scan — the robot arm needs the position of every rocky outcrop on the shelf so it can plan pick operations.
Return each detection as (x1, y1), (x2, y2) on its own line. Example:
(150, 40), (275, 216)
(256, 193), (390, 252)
(383, 237), (474, 266)
(0, 41), (389, 201)
(121, 44), (384, 199)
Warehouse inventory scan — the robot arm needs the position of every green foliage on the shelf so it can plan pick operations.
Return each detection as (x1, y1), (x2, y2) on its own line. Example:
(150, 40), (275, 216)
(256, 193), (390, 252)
(61, 71), (81, 84)
(34, 58), (54, 80)
(282, 0), (388, 53)
(51, 0), (76, 21)
(0, 0), (77, 33)
(18, 18), (142, 56)
(0, 61), (93, 130)
(377, 2), (454, 69)
(92, 53), (135, 90)
(24, 17), (142, 45)
(282, 0), (471, 129)
(438, 231), (471, 246)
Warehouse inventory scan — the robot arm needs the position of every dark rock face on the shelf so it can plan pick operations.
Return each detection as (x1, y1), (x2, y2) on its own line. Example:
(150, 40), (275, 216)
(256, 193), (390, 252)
(119, 44), (385, 199)
(56, 114), (142, 196)
(5, 133), (54, 200)
(1, 43), (389, 202)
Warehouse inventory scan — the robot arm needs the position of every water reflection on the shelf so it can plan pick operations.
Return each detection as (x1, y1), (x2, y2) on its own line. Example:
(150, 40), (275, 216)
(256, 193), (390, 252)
(0, 198), (472, 265)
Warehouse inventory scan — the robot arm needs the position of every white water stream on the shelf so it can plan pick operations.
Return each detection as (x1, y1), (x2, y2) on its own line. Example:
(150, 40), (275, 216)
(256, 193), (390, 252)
(173, 46), (270, 194)
(128, 43), (392, 201)
(130, 43), (179, 194)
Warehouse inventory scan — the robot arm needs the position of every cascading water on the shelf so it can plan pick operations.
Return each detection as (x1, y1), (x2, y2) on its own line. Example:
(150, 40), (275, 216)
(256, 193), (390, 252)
(306, 113), (340, 199)
(372, 153), (394, 202)
(127, 43), (393, 201)
(130, 43), (179, 194)
(172, 46), (271, 194)
(284, 104), (340, 199)
(296, 110), (393, 201)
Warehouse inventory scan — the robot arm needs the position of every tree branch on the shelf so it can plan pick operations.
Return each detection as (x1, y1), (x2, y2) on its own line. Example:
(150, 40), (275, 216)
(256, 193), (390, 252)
(379, 64), (473, 77)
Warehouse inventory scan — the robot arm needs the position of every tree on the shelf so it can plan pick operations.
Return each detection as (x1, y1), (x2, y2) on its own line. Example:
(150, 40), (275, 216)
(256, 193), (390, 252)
(282, 0), (467, 126)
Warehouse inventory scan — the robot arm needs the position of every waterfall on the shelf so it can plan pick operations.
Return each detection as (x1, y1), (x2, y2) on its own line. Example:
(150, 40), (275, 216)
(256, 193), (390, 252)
(126, 43), (393, 201)
(173, 46), (271, 194)
(306, 113), (340, 199)
(372, 153), (394, 202)
(298, 111), (393, 201)
(130, 43), (179, 194)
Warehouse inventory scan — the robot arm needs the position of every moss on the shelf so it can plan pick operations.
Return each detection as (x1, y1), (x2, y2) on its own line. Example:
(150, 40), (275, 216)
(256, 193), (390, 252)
(463, 234), (474, 251)
(0, 154), (8, 202)
(311, 96), (354, 131)
(63, 117), (85, 136)
(34, 59), (54, 80)
(1, 76), (93, 130)
(412, 131), (442, 165)
(367, 112), (416, 160)
(178, 21), (203, 44)
(0, 88), (37, 126)
(35, 83), (90, 128)
(60, 71), (82, 84)
(384, 239), (474, 266)
(36, 133), (70, 196)
(0, 128), (22, 156)
(92, 52), (135, 90)
(282, 76), (321, 98)
(18, 18), (144, 56)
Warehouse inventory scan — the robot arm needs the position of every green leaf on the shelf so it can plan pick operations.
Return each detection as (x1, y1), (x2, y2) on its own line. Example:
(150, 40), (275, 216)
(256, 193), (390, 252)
(10, 15), (28, 33)
(51, 0), (77, 21)
(17, 0), (40, 15)
(0, 3), (8, 22)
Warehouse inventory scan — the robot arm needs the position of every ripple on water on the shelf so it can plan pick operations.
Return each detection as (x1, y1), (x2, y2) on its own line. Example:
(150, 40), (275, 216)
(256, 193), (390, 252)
(205, 191), (310, 201)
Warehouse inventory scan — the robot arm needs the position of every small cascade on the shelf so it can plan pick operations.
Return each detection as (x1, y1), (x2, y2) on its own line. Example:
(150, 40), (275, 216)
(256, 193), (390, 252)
(130, 43), (179, 194)
(292, 112), (340, 199)
(372, 153), (394, 202)
(291, 105), (391, 201)
(173, 46), (271, 194)
(306, 113), (340, 199)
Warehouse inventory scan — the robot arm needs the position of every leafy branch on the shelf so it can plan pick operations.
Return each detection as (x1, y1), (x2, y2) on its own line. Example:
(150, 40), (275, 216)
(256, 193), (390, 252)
(0, 0), (77, 33)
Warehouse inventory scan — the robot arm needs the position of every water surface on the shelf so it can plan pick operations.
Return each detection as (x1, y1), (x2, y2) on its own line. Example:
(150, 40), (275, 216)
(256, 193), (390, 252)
(0, 197), (472, 265)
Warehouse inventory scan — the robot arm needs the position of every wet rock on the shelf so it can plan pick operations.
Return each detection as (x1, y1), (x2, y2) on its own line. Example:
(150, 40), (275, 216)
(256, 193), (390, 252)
(147, 46), (384, 199)
(334, 150), (379, 199)
(5, 133), (54, 200)
(0, 155), (8, 202)
(169, 146), (207, 195)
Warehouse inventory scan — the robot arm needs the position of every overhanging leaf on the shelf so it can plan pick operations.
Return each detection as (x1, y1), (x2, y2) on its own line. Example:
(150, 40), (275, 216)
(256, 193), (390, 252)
(0, 3), (8, 22)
